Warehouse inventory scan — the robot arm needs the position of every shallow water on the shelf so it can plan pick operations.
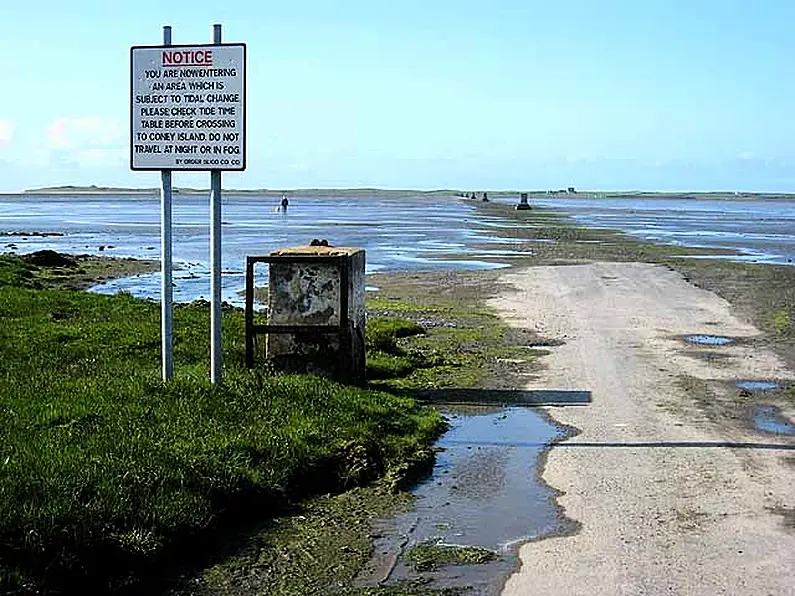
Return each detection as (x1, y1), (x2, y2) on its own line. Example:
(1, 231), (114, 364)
(736, 380), (779, 391)
(754, 406), (795, 436)
(4, 191), (795, 305)
(0, 193), (513, 305)
(363, 406), (571, 593)
(685, 335), (734, 346)
(510, 195), (795, 265)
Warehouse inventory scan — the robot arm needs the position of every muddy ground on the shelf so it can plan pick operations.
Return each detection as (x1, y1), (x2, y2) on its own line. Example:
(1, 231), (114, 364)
(12, 249), (159, 291)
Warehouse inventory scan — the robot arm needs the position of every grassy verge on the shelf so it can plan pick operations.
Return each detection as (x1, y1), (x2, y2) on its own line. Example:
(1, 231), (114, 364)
(661, 261), (795, 425)
(365, 270), (551, 399)
(670, 261), (795, 358)
(365, 317), (428, 380)
(0, 255), (444, 594)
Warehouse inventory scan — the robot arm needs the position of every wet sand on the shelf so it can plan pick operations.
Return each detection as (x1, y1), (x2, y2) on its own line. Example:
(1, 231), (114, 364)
(489, 262), (795, 595)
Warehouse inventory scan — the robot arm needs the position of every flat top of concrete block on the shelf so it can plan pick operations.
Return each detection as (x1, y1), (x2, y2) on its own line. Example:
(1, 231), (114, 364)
(269, 246), (363, 257)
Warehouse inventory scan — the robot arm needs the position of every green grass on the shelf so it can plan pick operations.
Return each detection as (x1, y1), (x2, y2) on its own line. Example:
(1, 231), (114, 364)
(365, 316), (430, 380)
(405, 541), (498, 572)
(367, 317), (426, 352)
(772, 308), (792, 336)
(670, 260), (795, 344)
(366, 352), (419, 379)
(0, 254), (39, 288)
(365, 297), (542, 394)
(0, 256), (444, 594)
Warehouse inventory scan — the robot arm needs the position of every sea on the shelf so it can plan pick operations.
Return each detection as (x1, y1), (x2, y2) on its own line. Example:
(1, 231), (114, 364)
(512, 194), (795, 266)
(1, 191), (794, 305)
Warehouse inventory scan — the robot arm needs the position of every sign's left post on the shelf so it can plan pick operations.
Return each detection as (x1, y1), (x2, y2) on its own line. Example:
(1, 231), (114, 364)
(160, 25), (174, 381)
(130, 25), (176, 381)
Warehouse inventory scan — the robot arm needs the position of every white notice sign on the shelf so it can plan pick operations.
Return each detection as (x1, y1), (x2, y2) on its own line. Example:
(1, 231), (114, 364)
(130, 43), (246, 170)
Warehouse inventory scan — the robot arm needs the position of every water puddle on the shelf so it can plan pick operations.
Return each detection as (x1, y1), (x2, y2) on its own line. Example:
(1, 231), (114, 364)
(736, 380), (779, 391)
(358, 406), (574, 594)
(685, 334), (734, 346)
(754, 406), (795, 436)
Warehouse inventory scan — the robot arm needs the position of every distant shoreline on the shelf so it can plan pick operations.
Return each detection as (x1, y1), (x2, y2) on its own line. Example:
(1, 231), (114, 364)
(2, 185), (795, 200)
(6, 186), (459, 198)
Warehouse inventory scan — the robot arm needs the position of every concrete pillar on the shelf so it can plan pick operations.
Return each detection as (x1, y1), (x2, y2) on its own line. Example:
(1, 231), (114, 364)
(267, 246), (366, 384)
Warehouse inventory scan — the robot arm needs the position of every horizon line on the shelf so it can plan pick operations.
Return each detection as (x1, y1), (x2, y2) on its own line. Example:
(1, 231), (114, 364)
(6, 185), (795, 196)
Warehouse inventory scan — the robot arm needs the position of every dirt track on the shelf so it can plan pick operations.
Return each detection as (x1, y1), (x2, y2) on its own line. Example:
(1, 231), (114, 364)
(488, 262), (795, 595)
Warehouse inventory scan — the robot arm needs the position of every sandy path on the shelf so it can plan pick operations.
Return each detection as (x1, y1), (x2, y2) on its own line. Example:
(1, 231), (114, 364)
(488, 262), (795, 596)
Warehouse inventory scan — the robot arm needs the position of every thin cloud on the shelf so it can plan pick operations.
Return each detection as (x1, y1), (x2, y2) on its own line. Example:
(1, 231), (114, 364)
(72, 147), (125, 168)
(0, 120), (13, 146)
(47, 117), (122, 151)
(40, 117), (125, 170)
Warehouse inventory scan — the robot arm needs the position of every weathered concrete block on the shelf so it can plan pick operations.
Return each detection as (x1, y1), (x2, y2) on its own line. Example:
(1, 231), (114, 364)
(267, 246), (366, 384)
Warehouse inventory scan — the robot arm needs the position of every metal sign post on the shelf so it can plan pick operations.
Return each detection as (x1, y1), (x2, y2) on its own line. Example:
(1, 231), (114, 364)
(131, 24), (246, 385)
(210, 23), (223, 385)
(161, 25), (174, 381)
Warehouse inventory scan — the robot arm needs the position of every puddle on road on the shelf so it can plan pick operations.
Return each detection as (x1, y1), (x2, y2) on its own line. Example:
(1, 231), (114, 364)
(736, 380), (779, 391)
(754, 406), (795, 436)
(685, 334), (734, 346)
(358, 406), (575, 594)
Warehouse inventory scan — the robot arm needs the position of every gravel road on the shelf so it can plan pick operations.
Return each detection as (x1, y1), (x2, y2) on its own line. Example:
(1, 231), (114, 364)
(489, 262), (795, 595)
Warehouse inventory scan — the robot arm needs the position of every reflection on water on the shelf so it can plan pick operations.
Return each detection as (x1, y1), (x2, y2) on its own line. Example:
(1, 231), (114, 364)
(685, 335), (734, 346)
(754, 406), (795, 436)
(4, 192), (795, 305)
(407, 407), (565, 548)
(362, 407), (572, 593)
(512, 195), (795, 265)
(0, 193), (515, 305)
(736, 380), (779, 391)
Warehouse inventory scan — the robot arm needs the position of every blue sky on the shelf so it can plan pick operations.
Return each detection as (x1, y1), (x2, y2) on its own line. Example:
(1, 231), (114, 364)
(1, 0), (793, 192)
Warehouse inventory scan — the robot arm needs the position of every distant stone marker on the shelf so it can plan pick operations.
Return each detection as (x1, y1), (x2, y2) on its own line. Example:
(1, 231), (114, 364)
(516, 192), (531, 211)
